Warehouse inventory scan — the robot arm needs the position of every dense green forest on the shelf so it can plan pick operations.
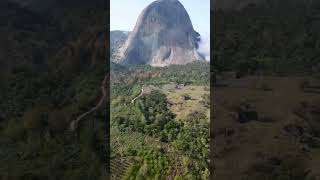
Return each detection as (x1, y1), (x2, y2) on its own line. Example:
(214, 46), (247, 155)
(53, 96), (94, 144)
(110, 62), (210, 179)
(0, 1), (108, 179)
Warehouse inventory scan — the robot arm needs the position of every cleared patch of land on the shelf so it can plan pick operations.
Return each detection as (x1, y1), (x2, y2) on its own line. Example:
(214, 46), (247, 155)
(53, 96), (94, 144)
(144, 84), (210, 121)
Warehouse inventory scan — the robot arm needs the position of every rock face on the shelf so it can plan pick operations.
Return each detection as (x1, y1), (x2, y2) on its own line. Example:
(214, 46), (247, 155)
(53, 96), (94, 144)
(110, 31), (129, 59)
(115, 0), (204, 66)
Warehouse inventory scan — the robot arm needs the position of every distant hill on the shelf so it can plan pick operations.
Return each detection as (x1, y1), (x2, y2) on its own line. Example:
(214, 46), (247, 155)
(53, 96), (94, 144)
(110, 30), (129, 60)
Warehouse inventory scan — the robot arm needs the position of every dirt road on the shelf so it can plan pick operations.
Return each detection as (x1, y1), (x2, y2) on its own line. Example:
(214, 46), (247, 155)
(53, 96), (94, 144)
(131, 85), (144, 103)
(70, 73), (108, 132)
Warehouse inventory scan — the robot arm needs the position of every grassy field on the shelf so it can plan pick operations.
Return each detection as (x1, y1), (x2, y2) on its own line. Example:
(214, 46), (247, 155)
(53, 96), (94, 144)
(213, 73), (320, 179)
(143, 84), (210, 121)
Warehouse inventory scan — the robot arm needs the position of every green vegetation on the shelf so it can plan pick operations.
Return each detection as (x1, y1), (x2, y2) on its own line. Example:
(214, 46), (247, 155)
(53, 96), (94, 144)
(123, 149), (171, 180)
(111, 61), (209, 88)
(111, 62), (209, 179)
(173, 112), (209, 160)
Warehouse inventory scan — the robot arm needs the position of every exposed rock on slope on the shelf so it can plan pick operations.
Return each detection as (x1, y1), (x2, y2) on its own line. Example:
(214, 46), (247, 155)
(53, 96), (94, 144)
(115, 0), (204, 66)
(110, 30), (129, 59)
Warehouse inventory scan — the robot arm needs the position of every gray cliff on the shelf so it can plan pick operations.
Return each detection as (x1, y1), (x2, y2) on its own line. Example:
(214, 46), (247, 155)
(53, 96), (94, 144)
(115, 0), (204, 66)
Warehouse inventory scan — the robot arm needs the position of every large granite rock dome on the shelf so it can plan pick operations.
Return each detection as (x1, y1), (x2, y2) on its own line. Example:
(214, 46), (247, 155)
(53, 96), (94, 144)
(116, 0), (204, 66)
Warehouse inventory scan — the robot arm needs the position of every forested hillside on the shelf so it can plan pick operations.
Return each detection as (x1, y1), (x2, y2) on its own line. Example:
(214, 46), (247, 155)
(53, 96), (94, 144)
(0, 1), (108, 179)
(110, 62), (210, 179)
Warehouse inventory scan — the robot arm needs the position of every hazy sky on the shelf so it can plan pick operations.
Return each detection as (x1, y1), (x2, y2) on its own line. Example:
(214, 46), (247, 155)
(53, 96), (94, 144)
(110, 0), (210, 35)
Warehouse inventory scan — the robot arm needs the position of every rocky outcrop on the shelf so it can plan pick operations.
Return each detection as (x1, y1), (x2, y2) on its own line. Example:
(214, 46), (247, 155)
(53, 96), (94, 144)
(110, 30), (129, 60)
(115, 0), (204, 66)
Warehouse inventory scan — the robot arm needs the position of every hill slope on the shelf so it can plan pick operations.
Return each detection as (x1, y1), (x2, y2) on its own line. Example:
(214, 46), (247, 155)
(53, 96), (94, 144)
(0, 1), (109, 179)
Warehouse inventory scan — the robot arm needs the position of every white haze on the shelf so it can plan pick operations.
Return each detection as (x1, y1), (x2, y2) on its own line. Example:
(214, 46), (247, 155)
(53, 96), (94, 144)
(197, 33), (210, 61)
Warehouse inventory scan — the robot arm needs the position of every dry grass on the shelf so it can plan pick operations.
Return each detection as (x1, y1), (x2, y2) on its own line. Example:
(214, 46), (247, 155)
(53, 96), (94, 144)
(161, 85), (210, 121)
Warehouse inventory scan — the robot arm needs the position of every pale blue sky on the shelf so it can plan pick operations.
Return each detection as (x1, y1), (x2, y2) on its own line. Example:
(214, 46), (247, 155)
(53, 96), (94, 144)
(110, 0), (210, 35)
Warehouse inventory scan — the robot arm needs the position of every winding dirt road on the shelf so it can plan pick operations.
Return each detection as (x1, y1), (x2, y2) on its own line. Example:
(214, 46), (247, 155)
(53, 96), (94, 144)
(70, 74), (109, 132)
(131, 85), (144, 103)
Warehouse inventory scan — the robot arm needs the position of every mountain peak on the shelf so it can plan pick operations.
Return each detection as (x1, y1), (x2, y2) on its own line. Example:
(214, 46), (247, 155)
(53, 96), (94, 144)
(114, 0), (204, 67)
(157, 0), (179, 2)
